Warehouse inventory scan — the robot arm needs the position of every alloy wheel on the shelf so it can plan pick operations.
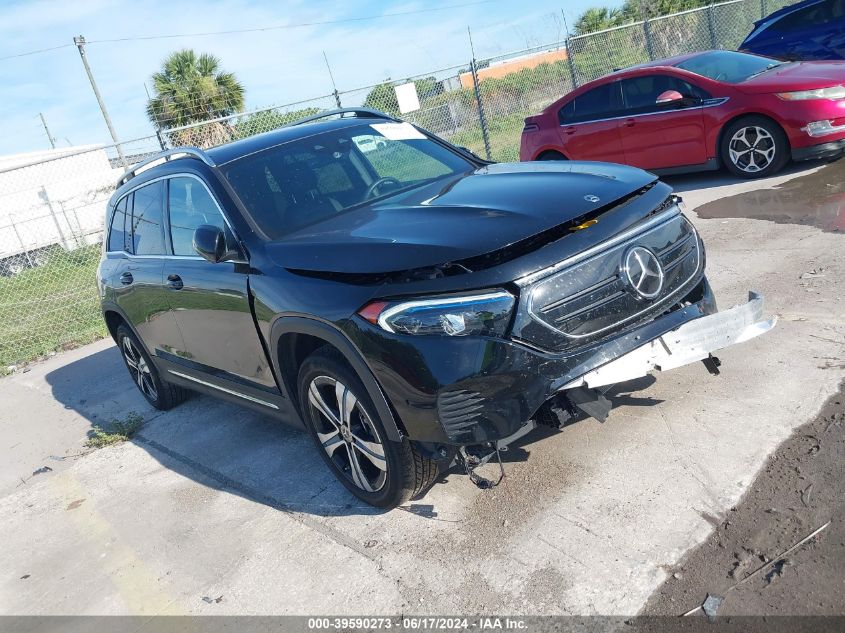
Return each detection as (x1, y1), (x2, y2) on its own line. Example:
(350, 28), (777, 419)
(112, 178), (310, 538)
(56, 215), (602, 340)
(307, 375), (387, 492)
(729, 126), (776, 174)
(122, 336), (158, 401)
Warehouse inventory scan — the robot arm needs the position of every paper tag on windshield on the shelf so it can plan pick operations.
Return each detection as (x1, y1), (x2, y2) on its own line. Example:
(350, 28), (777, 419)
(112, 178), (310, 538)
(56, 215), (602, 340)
(370, 122), (426, 141)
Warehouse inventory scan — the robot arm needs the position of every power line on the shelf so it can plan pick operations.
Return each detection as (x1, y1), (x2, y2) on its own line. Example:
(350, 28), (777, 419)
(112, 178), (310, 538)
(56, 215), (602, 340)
(0, 0), (498, 62)
(0, 43), (73, 62)
(87, 0), (499, 43)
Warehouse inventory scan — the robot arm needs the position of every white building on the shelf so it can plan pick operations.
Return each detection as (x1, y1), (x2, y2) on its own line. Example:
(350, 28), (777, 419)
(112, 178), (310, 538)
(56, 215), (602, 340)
(0, 146), (122, 269)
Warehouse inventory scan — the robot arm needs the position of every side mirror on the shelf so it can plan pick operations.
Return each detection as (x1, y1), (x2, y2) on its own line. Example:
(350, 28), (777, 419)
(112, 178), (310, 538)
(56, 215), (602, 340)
(193, 225), (239, 263)
(656, 90), (686, 105)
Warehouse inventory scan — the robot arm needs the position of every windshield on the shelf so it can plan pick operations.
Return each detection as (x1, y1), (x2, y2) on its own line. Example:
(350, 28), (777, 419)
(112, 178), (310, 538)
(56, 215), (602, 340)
(675, 50), (784, 83)
(223, 122), (474, 239)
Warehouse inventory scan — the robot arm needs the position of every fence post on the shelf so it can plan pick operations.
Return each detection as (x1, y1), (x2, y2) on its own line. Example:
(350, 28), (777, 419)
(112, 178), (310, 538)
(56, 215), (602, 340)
(565, 38), (579, 89)
(470, 58), (492, 161)
(707, 3), (718, 49)
(60, 201), (83, 248)
(760, 0), (768, 17)
(447, 102), (459, 134)
(10, 220), (34, 267)
(155, 129), (167, 151)
(39, 186), (70, 251)
(643, 20), (656, 61)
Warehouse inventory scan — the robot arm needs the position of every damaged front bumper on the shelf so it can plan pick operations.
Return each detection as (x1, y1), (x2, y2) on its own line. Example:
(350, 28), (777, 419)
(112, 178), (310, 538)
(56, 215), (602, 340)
(560, 291), (776, 391)
(351, 278), (775, 447)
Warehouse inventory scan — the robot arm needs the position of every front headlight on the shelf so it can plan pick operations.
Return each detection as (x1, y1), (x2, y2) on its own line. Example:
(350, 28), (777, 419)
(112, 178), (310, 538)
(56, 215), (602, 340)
(777, 85), (845, 101)
(358, 291), (515, 337)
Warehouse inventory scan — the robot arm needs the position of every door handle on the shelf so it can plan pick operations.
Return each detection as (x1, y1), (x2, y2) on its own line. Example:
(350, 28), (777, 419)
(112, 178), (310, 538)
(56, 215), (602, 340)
(120, 272), (133, 285)
(167, 274), (184, 290)
(563, 126), (576, 135)
(624, 118), (636, 128)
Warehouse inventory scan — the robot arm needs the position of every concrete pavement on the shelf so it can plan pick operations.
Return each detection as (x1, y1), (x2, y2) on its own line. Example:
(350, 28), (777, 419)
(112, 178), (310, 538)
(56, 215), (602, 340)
(1, 162), (843, 615)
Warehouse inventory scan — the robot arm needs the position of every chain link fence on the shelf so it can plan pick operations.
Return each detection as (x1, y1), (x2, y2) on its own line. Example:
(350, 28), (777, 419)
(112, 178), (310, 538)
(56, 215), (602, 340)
(0, 0), (798, 369)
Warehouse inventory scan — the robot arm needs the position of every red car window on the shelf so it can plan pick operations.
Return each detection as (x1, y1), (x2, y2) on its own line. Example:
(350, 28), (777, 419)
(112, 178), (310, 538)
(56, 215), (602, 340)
(620, 75), (710, 112)
(558, 82), (622, 124)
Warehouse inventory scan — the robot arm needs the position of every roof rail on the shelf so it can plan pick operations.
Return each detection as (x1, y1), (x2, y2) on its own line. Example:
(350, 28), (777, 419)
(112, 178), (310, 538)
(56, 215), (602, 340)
(117, 147), (216, 187)
(288, 108), (399, 127)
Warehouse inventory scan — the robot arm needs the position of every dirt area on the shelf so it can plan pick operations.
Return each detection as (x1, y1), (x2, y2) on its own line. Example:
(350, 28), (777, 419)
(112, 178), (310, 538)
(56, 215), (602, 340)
(643, 382), (845, 617)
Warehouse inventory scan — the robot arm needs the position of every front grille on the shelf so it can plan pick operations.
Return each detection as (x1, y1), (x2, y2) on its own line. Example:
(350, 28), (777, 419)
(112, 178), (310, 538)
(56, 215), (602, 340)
(512, 208), (702, 352)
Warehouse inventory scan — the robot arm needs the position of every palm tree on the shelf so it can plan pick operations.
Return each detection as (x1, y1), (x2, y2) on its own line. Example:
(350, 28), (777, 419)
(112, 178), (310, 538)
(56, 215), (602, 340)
(574, 7), (621, 35)
(146, 50), (245, 133)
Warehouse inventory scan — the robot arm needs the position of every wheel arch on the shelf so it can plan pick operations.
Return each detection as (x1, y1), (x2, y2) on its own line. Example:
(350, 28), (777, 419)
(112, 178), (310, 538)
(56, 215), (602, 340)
(536, 149), (569, 161)
(269, 316), (403, 442)
(102, 307), (126, 343)
(715, 112), (791, 164)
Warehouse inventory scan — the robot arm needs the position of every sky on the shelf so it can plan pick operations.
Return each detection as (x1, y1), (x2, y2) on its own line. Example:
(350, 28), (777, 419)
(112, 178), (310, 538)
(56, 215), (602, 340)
(0, 0), (615, 156)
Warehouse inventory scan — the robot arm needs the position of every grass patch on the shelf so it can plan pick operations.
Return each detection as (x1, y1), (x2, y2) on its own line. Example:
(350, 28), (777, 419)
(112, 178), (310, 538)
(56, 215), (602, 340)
(85, 412), (145, 448)
(0, 245), (108, 369)
(450, 112), (527, 163)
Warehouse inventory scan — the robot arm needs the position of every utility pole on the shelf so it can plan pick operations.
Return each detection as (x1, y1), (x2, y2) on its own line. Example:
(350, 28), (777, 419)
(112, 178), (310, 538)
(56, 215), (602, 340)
(323, 51), (342, 108)
(467, 27), (491, 161)
(562, 9), (579, 89)
(38, 113), (57, 149)
(73, 35), (127, 168)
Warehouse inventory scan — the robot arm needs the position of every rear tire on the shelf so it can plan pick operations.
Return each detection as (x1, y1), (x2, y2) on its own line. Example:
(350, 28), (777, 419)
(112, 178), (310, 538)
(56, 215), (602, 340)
(116, 324), (188, 410)
(297, 346), (438, 508)
(720, 116), (789, 179)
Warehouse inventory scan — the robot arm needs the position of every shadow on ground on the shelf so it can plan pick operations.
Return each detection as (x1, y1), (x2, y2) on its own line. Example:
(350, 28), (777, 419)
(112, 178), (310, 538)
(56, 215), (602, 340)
(43, 335), (663, 520)
(661, 159), (829, 194)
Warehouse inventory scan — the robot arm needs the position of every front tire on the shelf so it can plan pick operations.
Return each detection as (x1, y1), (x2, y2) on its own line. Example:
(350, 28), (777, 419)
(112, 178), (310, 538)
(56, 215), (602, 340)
(116, 324), (187, 410)
(297, 347), (437, 508)
(720, 116), (788, 179)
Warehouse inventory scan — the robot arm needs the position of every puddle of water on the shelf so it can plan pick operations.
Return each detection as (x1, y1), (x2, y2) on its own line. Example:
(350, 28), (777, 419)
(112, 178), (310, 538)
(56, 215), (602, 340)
(695, 161), (845, 232)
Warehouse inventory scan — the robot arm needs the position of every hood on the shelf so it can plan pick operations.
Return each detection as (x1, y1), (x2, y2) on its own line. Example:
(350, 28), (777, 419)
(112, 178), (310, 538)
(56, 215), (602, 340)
(266, 161), (657, 274)
(736, 61), (845, 93)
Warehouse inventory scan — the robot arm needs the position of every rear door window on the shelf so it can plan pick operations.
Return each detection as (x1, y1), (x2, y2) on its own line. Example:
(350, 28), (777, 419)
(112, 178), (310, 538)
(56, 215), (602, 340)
(108, 195), (129, 252)
(559, 82), (622, 124)
(167, 177), (226, 256)
(130, 181), (166, 256)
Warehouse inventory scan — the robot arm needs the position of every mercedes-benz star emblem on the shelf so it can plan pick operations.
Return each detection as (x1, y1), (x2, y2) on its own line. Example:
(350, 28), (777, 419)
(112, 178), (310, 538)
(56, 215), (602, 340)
(623, 246), (664, 299)
(584, 194), (600, 203)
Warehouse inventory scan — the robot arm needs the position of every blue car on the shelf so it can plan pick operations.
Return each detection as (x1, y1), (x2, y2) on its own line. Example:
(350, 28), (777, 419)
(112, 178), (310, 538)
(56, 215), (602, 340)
(740, 0), (845, 61)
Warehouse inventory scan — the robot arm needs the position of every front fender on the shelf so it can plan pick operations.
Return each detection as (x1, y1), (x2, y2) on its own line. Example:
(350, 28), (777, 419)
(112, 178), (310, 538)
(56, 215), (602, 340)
(268, 316), (403, 441)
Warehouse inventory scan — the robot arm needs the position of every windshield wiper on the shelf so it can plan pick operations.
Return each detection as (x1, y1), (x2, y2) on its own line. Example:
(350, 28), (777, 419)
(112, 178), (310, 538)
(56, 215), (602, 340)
(746, 62), (785, 80)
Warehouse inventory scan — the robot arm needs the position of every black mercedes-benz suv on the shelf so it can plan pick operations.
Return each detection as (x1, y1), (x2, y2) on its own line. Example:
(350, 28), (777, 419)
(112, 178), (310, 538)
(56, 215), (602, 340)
(98, 108), (774, 508)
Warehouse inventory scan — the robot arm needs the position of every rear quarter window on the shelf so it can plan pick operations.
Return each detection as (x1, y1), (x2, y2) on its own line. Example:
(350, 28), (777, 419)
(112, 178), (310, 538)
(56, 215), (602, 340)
(130, 181), (166, 256)
(108, 195), (130, 252)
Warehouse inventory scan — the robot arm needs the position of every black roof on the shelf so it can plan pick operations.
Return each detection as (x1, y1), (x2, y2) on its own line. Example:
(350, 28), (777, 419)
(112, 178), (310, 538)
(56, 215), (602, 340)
(207, 116), (386, 165)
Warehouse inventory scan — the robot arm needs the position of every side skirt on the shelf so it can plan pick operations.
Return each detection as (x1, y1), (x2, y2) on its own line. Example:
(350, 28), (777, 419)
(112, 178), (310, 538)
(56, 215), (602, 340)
(154, 352), (296, 424)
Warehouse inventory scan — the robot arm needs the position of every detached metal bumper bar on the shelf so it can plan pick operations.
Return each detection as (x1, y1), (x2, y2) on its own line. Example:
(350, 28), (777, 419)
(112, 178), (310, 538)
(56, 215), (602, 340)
(562, 291), (776, 390)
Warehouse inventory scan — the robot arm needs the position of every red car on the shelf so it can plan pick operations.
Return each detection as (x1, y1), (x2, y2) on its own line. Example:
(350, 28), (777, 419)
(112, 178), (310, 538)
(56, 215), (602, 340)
(520, 50), (845, 178)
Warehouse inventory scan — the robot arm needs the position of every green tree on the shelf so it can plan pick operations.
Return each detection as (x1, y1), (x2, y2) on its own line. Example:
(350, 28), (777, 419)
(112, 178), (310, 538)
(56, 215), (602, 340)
(573, 7), (625, 35)
(146, 49), (245, 130)
(234, 107), (320, 139)
(363, 82), (400, 116)
(572, 0), (712, 35)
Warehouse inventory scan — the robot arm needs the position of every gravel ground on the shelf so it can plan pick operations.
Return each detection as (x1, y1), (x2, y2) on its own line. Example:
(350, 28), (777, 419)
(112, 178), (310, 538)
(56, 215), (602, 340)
(643, 382), (845, 617)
